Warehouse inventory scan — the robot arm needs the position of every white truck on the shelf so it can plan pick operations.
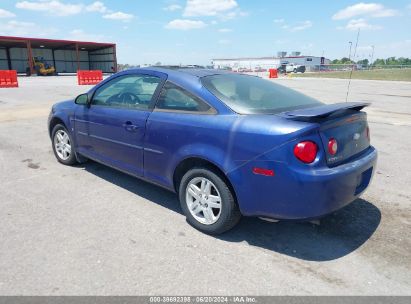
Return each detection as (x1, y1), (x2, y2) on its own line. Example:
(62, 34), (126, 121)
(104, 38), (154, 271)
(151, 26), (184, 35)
(285, 63), (306, 73)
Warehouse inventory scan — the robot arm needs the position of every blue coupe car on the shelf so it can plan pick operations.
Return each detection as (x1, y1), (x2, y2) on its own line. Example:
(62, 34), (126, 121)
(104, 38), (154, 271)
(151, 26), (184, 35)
(48, 67), (377, 234)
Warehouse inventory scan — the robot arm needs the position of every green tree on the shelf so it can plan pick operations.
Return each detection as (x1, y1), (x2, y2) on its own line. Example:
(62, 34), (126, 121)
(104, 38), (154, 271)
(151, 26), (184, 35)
(357, 59), (369, 66)
(398, 57), (411, 65)
(386, 57), (397, 65)
(331, 57), (354, 64)
(340, 57), (352, 64)
(333, 57), (411, 66)
(373, 58), (386, 65)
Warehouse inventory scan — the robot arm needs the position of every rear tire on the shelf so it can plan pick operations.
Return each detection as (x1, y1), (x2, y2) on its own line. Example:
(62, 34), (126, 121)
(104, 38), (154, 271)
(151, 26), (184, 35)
(179, 168), (241, 234)
(51, 124), (77, 166)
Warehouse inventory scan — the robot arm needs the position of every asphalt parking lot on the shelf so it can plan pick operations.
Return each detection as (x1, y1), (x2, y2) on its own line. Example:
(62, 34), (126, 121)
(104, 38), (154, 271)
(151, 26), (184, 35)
(0, 76), (410, 295)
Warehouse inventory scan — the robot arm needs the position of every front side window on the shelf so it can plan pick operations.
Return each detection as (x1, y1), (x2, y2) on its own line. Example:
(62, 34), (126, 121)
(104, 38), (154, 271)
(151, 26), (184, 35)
(202, 74), (322, 114)
(92, 74), (161, 109)
(155, 82), (213, 113)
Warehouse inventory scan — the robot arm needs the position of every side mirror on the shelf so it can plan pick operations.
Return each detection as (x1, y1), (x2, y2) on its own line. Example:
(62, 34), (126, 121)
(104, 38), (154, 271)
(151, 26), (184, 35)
(75, 93), (89, 106)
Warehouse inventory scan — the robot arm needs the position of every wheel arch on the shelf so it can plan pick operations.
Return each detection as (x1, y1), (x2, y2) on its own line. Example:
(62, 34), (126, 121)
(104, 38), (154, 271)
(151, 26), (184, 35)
(48, 116), (66, 137)
(173, 157), (238, 203)
(49, 115), (86, 164)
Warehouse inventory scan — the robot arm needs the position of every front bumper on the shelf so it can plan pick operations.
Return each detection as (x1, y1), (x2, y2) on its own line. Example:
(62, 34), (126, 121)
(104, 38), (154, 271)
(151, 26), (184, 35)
(228, 146), (377, 219)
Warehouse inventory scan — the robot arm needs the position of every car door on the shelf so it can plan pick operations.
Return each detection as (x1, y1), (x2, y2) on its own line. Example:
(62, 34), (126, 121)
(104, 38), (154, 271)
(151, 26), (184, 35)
(144, 81), (217, 188)
(74, 73), (165, 176)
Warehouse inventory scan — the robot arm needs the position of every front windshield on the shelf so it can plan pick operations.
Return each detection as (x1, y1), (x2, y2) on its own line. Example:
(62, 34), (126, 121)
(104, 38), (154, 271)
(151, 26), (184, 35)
(202, 74), (323, 114)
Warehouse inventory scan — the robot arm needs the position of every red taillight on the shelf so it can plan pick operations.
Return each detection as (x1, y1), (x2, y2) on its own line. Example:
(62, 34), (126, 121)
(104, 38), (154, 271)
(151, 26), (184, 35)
(366, 126), (370, 141)
(328, 138), (338, 155)
(294, 141), (317, 163)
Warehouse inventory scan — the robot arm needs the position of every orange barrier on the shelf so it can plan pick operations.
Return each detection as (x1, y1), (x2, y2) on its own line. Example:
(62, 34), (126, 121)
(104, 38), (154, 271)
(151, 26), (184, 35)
(77, 70), (103, 85)
(268, 68), (278, 79)
(0, 70), (18, 88)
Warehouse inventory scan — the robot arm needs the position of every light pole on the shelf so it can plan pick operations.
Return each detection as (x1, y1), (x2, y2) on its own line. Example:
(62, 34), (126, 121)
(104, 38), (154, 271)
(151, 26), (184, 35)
(348, 41), (352, 61)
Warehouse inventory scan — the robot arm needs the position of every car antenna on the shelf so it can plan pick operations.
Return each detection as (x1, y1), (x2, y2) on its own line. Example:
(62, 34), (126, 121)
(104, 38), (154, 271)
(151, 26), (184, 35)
(345, 28), (360, 102)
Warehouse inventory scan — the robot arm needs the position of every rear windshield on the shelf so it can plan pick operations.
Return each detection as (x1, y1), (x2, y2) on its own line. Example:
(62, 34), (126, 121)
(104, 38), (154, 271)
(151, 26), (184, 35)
(202, 74), (323, 114)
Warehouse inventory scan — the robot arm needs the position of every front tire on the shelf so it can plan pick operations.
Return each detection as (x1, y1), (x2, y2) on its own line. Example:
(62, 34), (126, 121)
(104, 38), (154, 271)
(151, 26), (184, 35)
(179, 168), (241, 234)
(51, 124), (77, 166)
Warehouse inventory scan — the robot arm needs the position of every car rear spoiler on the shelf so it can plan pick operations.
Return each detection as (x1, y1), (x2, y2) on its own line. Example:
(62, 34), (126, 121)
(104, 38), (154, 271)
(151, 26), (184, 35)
(282, 102), (370, 121)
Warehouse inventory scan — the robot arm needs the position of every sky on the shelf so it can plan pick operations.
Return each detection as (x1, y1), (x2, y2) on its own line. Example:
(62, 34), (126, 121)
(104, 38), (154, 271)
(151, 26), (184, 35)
(0, 0), (410, 65)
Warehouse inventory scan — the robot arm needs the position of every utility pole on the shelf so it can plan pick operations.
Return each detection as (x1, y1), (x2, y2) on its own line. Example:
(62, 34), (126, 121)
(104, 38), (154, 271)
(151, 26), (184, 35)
(370, 45), (375, 70)
(348, 41), (352, 61)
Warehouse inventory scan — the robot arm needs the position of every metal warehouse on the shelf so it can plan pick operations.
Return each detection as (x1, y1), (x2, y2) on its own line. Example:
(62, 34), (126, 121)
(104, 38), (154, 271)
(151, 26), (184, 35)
(0, 36), (117, 75)
(212, 52), (330, 71)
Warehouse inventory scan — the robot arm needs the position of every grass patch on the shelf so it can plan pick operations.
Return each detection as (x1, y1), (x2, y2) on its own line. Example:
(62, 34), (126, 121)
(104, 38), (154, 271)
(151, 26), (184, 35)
(292, 68), (411, 81)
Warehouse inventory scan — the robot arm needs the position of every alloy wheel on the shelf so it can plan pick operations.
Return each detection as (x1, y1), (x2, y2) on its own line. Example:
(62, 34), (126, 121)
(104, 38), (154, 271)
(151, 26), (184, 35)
(185, 177), (222, 225)
(54, 129), (71, 161)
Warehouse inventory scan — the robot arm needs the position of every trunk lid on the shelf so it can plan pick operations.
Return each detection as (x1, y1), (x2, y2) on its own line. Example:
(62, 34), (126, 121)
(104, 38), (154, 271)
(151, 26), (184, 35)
(318, 111), (369, 166)
(282, 102), (370, 166)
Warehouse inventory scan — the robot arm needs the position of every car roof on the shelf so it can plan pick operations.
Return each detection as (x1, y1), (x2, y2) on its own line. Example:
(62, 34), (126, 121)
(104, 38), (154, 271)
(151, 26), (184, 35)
(125, 67), (232, 78)
(113, 67), (238, 114)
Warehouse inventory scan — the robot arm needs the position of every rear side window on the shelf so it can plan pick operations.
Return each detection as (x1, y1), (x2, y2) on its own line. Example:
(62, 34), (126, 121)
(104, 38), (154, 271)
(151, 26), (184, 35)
(155, 82), (213, 113)
(202, 74), (322, 114)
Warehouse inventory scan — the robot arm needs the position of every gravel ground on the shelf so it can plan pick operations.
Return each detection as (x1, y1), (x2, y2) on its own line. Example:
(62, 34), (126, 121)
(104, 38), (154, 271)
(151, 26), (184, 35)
(0, 76), (410, 295)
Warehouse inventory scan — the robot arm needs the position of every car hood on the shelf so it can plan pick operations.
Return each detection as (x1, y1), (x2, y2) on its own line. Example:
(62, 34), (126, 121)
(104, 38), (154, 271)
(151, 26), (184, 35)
(52, 100), (75, 112)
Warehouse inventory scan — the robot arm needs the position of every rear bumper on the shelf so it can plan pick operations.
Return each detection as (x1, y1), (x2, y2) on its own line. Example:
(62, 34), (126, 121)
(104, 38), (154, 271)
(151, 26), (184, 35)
(228, 146), (377, 220)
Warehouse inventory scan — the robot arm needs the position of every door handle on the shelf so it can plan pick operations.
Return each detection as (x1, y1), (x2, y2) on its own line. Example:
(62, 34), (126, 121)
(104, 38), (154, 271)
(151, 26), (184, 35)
(122, 121), (140, 132)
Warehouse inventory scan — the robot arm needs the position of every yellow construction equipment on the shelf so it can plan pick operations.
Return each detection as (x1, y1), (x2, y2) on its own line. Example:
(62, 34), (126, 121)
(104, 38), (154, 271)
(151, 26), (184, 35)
(33, 57), (56, 76)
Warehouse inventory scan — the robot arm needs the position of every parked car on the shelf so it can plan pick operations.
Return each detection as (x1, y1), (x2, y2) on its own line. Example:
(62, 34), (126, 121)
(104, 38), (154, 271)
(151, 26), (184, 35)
(277, 65), (287, 74)
(48, 68), (377, 234)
